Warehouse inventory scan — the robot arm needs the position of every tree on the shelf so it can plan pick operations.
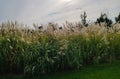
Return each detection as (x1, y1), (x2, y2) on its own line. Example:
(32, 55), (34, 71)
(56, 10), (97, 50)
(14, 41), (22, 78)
(80, 11), (88, 27)
(115, 13), (120, 23)
(96, 13), (113, 27)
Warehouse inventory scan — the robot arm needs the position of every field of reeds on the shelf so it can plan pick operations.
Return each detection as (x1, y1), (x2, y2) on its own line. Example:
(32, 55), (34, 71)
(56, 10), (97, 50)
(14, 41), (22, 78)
(0, 21), (120, 77)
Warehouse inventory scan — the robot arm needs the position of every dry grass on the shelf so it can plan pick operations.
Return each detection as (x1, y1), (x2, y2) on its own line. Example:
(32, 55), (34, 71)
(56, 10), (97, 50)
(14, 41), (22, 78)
(0, 21), (120, 76)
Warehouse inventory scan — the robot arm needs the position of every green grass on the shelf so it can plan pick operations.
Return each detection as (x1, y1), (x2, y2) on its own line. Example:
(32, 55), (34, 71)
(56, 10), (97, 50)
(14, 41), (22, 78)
(1, 22), (120, 75)
(1, 62), (120, 79)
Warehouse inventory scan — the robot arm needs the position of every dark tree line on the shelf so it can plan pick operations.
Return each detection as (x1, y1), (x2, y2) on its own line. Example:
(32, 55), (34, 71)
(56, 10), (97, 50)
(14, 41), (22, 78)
(115, 13), (120, 23)
(80, 11), (88, 27)
(80, 11), (120, 27)
(96, 13), (113, 27)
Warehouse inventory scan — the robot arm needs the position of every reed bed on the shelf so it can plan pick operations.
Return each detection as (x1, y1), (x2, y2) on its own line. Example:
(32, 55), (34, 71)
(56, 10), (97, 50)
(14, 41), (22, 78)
(0, 21), (120, 77)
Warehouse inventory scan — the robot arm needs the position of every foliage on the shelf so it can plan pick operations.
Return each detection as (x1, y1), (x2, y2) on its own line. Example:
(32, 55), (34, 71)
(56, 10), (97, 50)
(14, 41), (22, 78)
(80, 11), (88, 27)
(96, 13), (113, 27)
(0, 36), (27, 74)
(115, 13), (120, 23)
(0, 21), (120, 77)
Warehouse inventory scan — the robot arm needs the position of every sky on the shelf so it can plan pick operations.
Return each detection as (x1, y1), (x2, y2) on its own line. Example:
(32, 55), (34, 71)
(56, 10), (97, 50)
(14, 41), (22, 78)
(0, 0), (120, 26)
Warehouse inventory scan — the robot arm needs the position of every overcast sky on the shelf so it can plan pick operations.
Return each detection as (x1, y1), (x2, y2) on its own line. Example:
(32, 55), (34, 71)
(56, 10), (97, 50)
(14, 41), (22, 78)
(0, 0), (120, 25)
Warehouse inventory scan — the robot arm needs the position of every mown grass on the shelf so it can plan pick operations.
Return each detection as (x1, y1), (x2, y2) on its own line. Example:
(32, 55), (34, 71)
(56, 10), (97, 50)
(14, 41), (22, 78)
(1, 61), (120, 79)
(40, 61), (120, 79)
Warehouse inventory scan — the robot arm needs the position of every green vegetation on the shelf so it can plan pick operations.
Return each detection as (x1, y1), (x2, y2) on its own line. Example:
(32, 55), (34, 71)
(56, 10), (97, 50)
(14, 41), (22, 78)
(1, 61), (120, 79)
(0, 21), (120, 77)
(96, 13), (113, 27)
(0, 12), (120, 78)
(115, 13), (120, 23)
(81, 11), (88, 27)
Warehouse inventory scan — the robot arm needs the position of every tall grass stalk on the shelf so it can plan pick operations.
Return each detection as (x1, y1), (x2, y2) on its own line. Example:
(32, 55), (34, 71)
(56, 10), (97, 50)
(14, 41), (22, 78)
(0, 21), (120, 76)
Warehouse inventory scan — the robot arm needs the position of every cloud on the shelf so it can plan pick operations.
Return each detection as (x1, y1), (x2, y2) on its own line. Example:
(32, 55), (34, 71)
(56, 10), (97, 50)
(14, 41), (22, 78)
(0, 0), (120, 25)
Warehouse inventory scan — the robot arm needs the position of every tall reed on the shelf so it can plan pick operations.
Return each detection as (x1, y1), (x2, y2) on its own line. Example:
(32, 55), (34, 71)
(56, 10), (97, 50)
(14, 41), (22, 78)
(0, 21), (120, 76)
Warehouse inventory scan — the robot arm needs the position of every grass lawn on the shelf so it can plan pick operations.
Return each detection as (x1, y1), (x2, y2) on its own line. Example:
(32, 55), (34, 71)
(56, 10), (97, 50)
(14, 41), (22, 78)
(1, 62), (120, 79)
